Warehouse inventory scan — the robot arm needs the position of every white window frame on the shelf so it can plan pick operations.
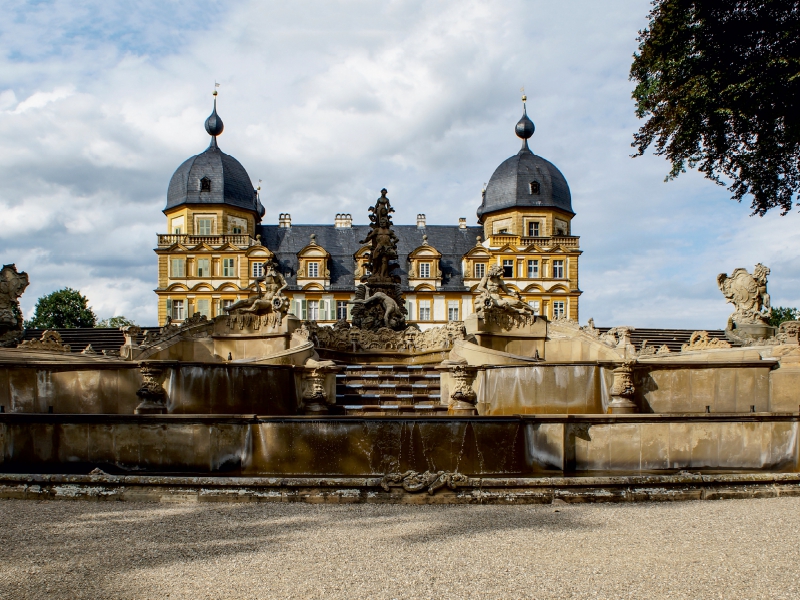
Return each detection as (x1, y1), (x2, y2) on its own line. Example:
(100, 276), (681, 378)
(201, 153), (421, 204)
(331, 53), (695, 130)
(196, 258), (210, 277)
(171, 258), (185, 278)
(252, 262), (264, 278)
(502, 259), (514, 278)
(418, 300), (431, 321)
(527, 260), (539, 278)
(307, 261), (319, 278)
(307, 299), (319, 321)
(474, 263), (486, 278)
(172, 300), (184, 321)
(447, 300), (459, 321)
(222, 258), (235, 277)
(527, 221), (540, 237)
(197, 218), (213, 235)
(336, 300), (348, 321)
(419, 262), (431, 278)
(552, 260), (565, 279)
(553, 301), (565, 319)
(528, 300), (540, 315)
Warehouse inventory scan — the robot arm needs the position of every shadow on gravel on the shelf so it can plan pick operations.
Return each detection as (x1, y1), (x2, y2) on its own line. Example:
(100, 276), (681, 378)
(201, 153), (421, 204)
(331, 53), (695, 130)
(0, 501), (596, 598)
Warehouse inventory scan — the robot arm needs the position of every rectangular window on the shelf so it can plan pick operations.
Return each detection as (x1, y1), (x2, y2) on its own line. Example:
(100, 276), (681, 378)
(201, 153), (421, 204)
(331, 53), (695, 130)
(528, 300), (540, 315)
(336, 300), (348, 321)
(170, 258), (185, 277)
(552, 260), (564, 279)
(307, 262), (319, 278)
(307, 300), (319, 321)
(196, 298), (210, 318)
(222, 258), (235, 277)
(232, 227), (242, 234)
(527, 221), (540, 237)
(197, 219), (212, 235)
(252, 262), (264, 278)
(173, 227), (182, 235)
(474, 263), (486, 278)
(502, 259), (514, 278)
(527, 260), (539, 278)
(553, 301), (565, 319)
(196, 258), (210, 277)
(447, 300), (459, 321)
(419, 300), (431, 321)
(171, 300), (184, 321)
(419, 262), (431, 278)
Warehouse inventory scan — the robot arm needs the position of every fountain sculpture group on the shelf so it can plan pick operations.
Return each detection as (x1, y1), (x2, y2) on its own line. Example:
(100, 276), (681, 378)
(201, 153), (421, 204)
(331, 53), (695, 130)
(1, 198), (800, 503)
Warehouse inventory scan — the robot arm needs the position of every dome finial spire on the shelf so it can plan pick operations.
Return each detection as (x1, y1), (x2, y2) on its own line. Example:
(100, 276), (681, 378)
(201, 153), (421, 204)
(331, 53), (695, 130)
(515, 88), (534, 153)
(205, 84), (224, 148)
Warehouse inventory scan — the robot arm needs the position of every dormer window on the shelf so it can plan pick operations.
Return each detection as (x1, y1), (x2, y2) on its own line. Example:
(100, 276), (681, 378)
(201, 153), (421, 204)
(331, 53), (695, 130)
(308, 262), (319, 278)
(200, 177), (211, 192)
(529, 181), (540, 195)
(419, 262), (431, 278)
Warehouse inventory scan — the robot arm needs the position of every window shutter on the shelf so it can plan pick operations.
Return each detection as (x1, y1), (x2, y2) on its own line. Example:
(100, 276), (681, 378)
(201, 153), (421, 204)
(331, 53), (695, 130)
(406, 301), (412, 320)
(166, 299), (172, 319)
(301, 299), (307, 320)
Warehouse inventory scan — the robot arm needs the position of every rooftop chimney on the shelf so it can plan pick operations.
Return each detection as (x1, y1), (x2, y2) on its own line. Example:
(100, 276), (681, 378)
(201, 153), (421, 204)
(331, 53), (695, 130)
(416, 214), (426, 229)
(458, 217), (467, 229)
(334, 213), (352, 228)
(278, 213), (292, 228)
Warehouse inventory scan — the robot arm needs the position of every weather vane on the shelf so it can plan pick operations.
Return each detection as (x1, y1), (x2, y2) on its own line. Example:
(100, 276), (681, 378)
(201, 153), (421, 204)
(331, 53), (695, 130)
(521, 86), (526, 103)
(213, 81), (220, 96)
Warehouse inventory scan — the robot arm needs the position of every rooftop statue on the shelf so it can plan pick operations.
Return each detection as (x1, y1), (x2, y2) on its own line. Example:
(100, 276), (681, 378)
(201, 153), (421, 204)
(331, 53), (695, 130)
(474, 264), (536, 319)
(225, 259), (289, 325)
(0, 264), (29, 347)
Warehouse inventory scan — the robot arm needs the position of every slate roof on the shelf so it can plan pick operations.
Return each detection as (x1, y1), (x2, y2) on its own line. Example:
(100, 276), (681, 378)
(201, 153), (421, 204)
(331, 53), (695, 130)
(165, 145), (264, 216)
(477, 146), (573, 220)
(258, 224), (484, 291)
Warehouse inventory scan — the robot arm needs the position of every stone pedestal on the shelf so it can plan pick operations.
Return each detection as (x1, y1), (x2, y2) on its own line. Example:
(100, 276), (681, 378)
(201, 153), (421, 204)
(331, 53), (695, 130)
(212, 314), (301, 361)
(464, 312), (546, 358)
(727, 322), (777, 342)
(134, 362), (169, 415)
(608, 361), (638, 414)
(438, 360), (478, 416)
(297, 360), (342, 415)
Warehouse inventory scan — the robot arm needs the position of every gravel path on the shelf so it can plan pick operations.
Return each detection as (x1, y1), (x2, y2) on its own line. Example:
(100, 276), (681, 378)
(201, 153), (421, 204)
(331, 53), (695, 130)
(1, 497), (799, 599)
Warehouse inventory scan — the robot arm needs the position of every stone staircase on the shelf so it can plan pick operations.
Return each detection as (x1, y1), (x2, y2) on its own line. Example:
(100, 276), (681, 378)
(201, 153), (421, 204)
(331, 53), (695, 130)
(336, 364), (448, 416)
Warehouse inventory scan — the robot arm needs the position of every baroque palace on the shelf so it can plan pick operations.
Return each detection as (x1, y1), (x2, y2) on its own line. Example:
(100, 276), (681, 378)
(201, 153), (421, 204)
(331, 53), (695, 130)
(154, 93), (581, 327)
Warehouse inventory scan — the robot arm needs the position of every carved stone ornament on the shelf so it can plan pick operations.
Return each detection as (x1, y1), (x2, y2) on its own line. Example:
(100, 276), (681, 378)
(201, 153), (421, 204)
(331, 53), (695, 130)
(224, 260), (289, 326)
(473, 264), (536, 325)
(0, 264), (29, 347)
(777, 321), (800, 345)
(681, 331), (732, 352)
(18, 330), (71, 353)
(306, 320), (466, 353)
(608, 360), (637, 414)
(717, 263), (772, 326)
(440, 360), (478, 415)
(380, 470), (470, 495)
(134, 363), (167, 414)
(298, 359), (339, 415)
(141, 313), (210, 347)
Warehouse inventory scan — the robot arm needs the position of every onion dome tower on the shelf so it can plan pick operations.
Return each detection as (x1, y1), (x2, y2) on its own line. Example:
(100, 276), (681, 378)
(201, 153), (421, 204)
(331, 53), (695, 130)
(165, 91), (265, 220)
(477, 96), (573, 227)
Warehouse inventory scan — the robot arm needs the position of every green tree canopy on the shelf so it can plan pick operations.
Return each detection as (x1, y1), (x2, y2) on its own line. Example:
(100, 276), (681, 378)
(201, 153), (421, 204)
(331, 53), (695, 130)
(25, 288), (97, 329)
(96, 316), (137, 328)
(769, 306), (799, 328)
(630, 0), (800, 215)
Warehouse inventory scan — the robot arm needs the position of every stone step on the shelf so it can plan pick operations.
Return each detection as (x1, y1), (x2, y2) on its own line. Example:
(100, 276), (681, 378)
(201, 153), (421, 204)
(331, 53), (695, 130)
(342, 404), (449, 416)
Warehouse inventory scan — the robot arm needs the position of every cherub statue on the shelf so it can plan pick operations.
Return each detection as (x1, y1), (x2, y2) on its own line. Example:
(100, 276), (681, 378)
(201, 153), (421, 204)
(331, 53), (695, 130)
(474, 264), (536, 318)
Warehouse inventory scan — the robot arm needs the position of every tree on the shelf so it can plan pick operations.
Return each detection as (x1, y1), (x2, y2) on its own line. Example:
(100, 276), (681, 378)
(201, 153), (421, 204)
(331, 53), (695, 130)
(630, 0), (800, 215)
(25, 288), (97, 329)
(96, 316), (136, 328)
(769, 306), (799, 328)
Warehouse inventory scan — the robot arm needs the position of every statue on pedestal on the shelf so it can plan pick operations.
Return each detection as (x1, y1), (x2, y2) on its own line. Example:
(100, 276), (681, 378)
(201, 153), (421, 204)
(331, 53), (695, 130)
(225, 259), (289, 325)
(351, 189), (407, 332)
(717, 263), (775, 340)
(473, 264), (536, 319)
(0, 264), (29, 347)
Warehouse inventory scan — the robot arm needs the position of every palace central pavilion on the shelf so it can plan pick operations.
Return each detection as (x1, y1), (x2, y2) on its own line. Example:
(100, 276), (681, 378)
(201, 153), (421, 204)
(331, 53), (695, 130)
(155, 95), (581, 327)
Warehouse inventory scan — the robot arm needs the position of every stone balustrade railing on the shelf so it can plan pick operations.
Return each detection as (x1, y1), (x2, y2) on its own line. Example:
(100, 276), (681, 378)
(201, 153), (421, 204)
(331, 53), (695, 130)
(488, 235), (580, 249)
(157, 234), (257, 248)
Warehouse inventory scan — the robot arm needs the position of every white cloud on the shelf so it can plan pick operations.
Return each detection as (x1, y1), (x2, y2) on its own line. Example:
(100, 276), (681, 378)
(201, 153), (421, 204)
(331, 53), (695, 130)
(0, 0), (796, 328)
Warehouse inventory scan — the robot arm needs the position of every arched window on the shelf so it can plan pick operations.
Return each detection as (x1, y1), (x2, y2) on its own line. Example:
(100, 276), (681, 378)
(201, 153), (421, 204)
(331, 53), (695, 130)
(200, 177), (211, 192)
(529, 181), (540, 195)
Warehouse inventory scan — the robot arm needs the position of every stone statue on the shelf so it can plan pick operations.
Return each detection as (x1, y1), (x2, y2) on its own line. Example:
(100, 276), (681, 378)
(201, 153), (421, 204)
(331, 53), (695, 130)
(225, 260), (289, 324)
(359, 189), (400, 281)
(350, 189), (407, 331)
(0, 264), (29, 347)
(348, 288), (404, 329)
(473, 264), (536, 319)
(717, 263), (775, 340)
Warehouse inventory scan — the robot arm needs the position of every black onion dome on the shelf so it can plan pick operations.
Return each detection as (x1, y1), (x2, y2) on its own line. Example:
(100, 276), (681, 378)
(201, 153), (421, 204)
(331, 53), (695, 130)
(477, 106), (572, 221)
(165, 96), (260, 216)
(205, 94), (224, 137)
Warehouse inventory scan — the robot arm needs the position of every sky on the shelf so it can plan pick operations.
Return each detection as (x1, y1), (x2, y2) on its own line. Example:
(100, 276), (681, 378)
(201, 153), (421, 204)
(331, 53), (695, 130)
(0, 0), (797, 328)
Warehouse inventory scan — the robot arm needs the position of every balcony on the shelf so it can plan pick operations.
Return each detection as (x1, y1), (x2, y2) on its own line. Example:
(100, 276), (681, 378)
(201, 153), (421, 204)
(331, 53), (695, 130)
(157, 234), (257, 248)
(488, 234), (580, 249)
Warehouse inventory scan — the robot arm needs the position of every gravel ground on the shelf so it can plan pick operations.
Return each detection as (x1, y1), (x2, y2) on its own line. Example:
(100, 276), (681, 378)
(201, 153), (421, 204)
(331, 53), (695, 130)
(1, 497), (800, 599)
